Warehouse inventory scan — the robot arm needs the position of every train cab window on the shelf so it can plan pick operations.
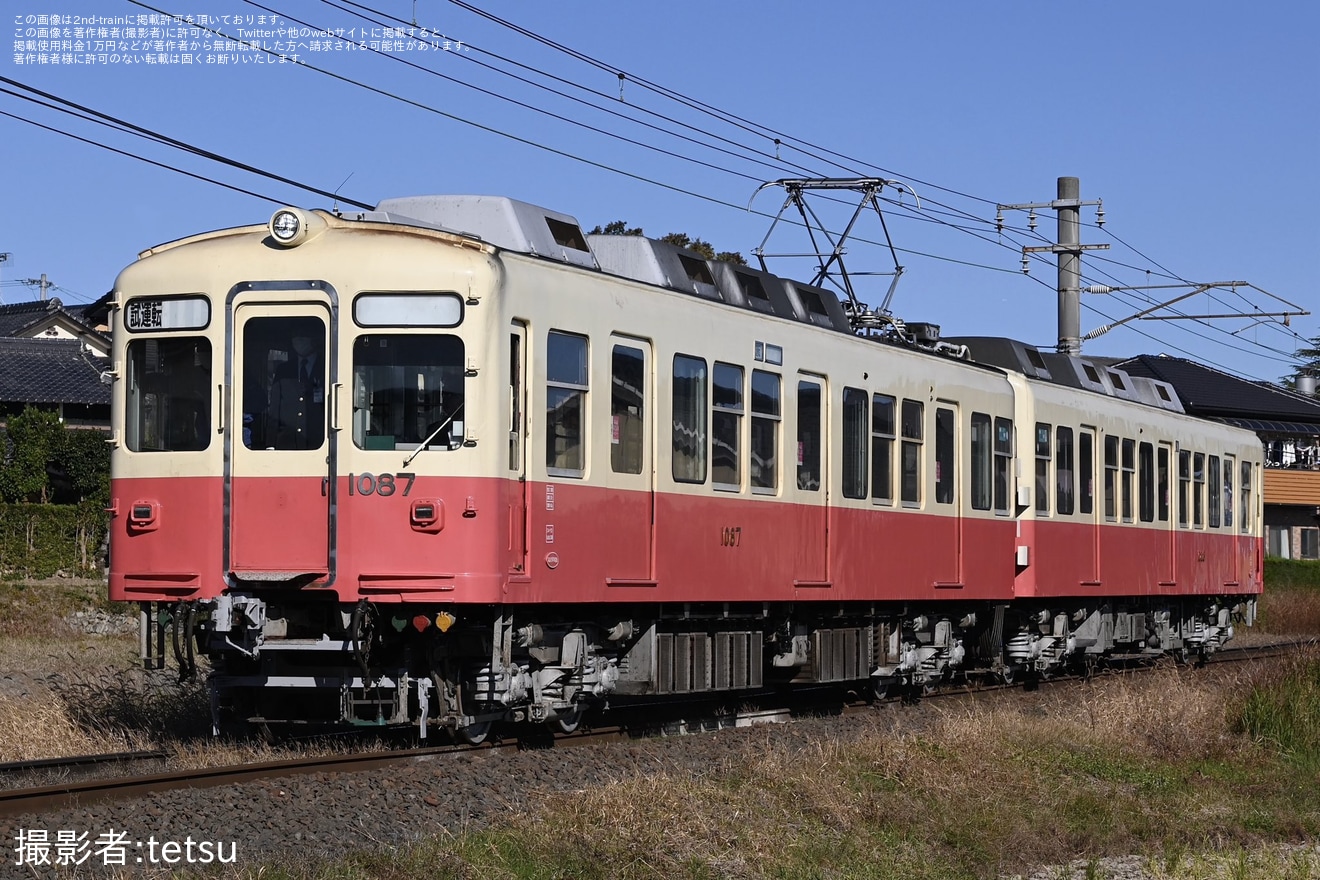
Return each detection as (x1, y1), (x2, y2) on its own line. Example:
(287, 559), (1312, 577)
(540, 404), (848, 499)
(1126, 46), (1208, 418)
(1241, 461), (1252, 531)
(1103, 436), (1119, 521)
(245, 316), (327, 452)
(1121, 439), (1135, 522)
(1079, 430), (1095, 515)
(1034, 423), (1051, 515)
(1056, 427), (1075, 515)
(1224, 456), (1235, 530)
(546, 331), (588, 476)
(842, 387), (868, 499)
(873, 395), (896, 505)
(1178, 450), (1191, 527)
(901, 400), (924, 506)
(611, 344), (645, 475)
(125, 337), (212, 452)
(750, 370), (780, 493)
(796, 380), (822, 491)
(712, 362), (744, 490)
(970, 413), (992, 511)
(1193, 452), (1206, 528)
(1208, 454), (1222, 528)
(352, 333), (464, 454)
(1138, 442), (1154, 523)
(993, 418), (1012, 514)
(673, 355), (708, 484)
(935, 407), (955, 505)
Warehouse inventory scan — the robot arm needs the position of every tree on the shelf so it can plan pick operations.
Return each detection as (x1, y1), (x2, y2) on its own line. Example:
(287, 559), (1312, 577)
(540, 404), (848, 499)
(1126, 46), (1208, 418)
(591, 221), (746, 265)
(1282, 335), (1320, 390)
(0, 407), (63, 502)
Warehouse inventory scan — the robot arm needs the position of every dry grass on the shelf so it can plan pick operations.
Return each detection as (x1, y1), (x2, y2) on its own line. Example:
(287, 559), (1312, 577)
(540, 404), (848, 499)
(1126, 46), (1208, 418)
(0, 692), (151, 762)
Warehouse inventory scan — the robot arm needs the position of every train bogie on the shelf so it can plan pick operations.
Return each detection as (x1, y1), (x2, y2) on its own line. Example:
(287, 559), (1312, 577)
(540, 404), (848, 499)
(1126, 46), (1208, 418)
(104, 197), (1263, 735)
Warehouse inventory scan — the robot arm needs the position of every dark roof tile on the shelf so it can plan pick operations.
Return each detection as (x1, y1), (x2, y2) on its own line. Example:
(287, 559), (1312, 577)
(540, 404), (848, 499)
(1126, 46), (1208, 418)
(1117, 354), (1320, 422)
(0, 338), (110, 405)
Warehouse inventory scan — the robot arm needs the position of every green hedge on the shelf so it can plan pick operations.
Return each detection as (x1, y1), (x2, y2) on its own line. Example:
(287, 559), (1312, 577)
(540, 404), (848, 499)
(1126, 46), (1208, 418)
(0, 502), (107, 579)
(1265, 557), (1320, 591)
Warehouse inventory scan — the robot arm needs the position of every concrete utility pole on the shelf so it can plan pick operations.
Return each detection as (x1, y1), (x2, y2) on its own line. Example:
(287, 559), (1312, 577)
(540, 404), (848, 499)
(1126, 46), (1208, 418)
(997, 177), (1108, 355)
(20, 273), (52, 301)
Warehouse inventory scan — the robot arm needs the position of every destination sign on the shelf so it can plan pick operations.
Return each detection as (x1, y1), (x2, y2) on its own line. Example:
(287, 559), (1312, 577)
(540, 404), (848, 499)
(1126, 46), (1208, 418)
(124, 297), (210, 332)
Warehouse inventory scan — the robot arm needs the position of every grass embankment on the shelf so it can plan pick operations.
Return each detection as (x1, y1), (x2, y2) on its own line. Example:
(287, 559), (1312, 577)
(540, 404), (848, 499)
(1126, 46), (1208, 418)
(1259, 557), (1320, 636)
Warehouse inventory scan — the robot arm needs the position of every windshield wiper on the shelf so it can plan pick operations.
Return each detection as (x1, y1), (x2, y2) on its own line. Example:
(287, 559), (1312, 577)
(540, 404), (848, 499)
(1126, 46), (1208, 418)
(402, 402), (464, 468)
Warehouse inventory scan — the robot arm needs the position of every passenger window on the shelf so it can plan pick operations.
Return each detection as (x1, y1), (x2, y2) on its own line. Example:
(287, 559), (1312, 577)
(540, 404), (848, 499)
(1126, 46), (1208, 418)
(1208, 454), (1221, 528)
(1056, 426), (1075, 515)
(672, 355), (708, 484)
(750, 370), (780, 492)
(796, 380), (822, 491)
(842, 388), (868, 499)
(1138, 442), (1154, 523)
(901, 399), (923, 506)
(126, 337), (212, 452)
(712, 362), (744, 490)
(1178, 450), (1191, 528)
(546, 331), (588, 475)
(1193, 452), (1205, 528)
(610, 344), (645, 475)
(1157, 446), (1170, 522)
(1104, 436), (1119, 521)
(1079, 430), (1095, 515)
(1035, 423), (1051, 515)
(994, 418), (1013, 514)
(971, 413), (992, 511)
(1121, 438), (1135, 522)
(935, 407), (955, 505)
(873, 395), (896, 505)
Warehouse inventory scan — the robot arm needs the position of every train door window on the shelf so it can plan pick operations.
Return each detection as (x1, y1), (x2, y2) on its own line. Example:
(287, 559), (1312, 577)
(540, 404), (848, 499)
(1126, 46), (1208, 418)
(1157, 446), (1170, 522)
(1223, 456), (1235, 530)
(1193, 452), (1206, 528)
(125, 337), (212, 452)
(872, 395), (896, 505)
(248, 316), (327, 451)
(1241, 461), (1252, 531)
(1121, 439), (1135, 522)
(1056, 426), (1075, 515)
(970, 413), (992, 511)
(712, 362), (744, 490)
(1138, 442), (1154, 523)
(1103, 436), (1119, 521)
(935, 407), (955, 505)
(1208, 454), (1221, 528)
(1079, 429), (1095, 515)
(1034, 423), (1051, 515)
(796, 380), (822, 491)
(994, 417), (1012, 514)
(509, 330), (523, 471)
(901, 399), (924, 506)
(842, 387), (868, 499)
(611, 344), (645, 475)
(546, 331), (588, 476)
(673, 355), (708, 484)
(750, 370), (780, 493)
(1178, 450), (1191, 528)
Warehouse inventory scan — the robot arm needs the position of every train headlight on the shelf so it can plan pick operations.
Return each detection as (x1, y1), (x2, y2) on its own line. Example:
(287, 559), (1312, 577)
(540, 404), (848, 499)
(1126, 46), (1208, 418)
(267, 207), (326, 247)
(270, 209), (301, 242)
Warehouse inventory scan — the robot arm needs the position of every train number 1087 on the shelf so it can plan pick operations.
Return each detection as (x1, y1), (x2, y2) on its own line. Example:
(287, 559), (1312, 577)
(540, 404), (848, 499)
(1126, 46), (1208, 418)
(347, 472), (415, 497)
(720, 526), (742, 547)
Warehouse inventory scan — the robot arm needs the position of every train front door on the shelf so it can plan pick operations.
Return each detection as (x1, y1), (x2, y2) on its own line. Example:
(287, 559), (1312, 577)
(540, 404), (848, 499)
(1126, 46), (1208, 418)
(227, 297), (335, 581)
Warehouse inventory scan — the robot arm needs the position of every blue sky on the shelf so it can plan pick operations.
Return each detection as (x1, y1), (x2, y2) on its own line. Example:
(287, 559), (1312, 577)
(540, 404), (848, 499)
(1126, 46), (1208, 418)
(3, 0), (1316, 381)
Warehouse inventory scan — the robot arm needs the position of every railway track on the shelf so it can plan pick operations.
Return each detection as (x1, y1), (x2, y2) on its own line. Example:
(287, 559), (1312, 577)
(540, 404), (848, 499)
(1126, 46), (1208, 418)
(1, 638), (1309, 820)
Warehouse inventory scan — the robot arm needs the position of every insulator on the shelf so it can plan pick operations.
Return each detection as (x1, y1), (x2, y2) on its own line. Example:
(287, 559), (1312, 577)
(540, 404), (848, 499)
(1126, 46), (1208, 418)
(995, 209), (1004, 233)
(1028, 210), (1037, 231)
(1085, 285), (1113, 294)
(1021, 254), (1030, 274)
(1095, 200), (1105, 227)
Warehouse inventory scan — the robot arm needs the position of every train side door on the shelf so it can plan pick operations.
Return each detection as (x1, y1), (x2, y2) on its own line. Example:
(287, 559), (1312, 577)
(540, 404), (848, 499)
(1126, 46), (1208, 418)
(1160, 442), (1176, 585)
(932, 401), (961, 585)
(227, 299), (335, 580)
(604, 336), (654, 581)
(508, 323), (528, 574)
(796, 374), (829, 585)
(1077, 426), (1099, 584)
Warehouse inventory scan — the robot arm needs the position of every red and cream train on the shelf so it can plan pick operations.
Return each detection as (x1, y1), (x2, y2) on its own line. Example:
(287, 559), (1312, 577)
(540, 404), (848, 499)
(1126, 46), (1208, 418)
(106, 195), (1262, 738)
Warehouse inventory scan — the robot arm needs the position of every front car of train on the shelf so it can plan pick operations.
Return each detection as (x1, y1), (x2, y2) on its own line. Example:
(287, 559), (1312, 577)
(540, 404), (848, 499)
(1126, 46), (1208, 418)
(107, 202), (558, 738)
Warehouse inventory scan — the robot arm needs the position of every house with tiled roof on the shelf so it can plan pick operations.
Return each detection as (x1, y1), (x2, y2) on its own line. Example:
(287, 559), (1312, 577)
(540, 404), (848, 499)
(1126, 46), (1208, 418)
(0, 299), (111, 426)
(1118, 354), (1320, 559)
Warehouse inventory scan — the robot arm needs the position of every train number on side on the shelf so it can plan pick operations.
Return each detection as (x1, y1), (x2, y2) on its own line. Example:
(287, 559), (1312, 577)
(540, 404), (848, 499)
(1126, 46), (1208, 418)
(347, 472), (415, 497)
(720, 526), (742, 547)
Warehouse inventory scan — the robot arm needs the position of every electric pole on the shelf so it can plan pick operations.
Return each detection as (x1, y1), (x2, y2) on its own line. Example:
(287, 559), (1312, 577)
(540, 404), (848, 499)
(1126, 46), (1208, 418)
(997, 177), (1108, 355)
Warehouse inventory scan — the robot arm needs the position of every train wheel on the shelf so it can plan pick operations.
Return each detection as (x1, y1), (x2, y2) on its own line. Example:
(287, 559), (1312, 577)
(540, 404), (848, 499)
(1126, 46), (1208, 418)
(457, 720), (492, 745)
